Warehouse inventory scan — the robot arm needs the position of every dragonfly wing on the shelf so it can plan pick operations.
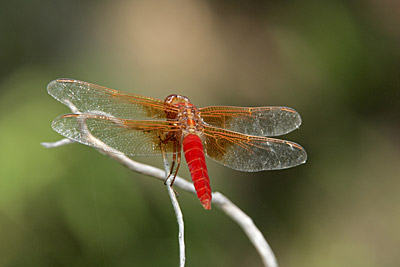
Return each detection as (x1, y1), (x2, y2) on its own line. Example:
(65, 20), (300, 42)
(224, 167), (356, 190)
(203, 126), (307, 171)
(200, 106), (302, 136)
(47, 79), (176, 120)
(52, 113), (179, 156)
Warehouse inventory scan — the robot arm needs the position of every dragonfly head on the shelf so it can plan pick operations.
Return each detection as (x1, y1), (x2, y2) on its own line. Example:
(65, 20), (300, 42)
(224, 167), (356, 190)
(164, 94), (191, 106)
(164, 94), (194, 120)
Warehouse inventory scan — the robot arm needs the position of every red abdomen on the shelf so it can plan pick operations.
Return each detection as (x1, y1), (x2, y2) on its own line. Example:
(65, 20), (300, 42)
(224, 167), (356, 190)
(183, 134), (211, 210)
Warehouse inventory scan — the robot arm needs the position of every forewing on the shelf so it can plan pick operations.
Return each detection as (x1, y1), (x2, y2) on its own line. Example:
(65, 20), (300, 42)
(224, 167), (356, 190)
(203, 126), (307, 171)
(47, 79), (176, 120)
(200, 106), (302, 136)
(52, 114), (179, 156)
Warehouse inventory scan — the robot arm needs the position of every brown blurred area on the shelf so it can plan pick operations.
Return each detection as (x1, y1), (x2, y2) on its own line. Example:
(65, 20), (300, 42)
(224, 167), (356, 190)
(0, 0), (399, 266)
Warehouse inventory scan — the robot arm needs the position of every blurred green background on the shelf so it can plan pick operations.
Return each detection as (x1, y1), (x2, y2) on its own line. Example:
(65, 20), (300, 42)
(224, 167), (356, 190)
(1, 0), (399, 266)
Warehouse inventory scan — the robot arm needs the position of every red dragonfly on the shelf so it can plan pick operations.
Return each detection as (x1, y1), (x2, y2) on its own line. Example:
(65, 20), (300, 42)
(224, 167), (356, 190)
(48, 79), (307, 210)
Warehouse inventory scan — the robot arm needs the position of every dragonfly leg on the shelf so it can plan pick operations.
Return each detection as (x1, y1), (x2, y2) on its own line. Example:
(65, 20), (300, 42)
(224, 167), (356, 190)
(159, 132), (176, 184)
(164, 148), (176, 185)
(169, 146), (181, 198)
(160, 132), (182, 186)
(170, 148), (181, 186)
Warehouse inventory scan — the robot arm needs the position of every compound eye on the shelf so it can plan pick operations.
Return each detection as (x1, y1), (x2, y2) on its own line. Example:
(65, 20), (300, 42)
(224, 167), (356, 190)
(164, 94), (191, 105)
(164, 94), (178, 103)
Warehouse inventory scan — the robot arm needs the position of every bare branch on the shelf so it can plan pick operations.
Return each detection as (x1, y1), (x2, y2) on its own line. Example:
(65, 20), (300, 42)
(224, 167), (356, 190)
(42, 137), (278, 267)
(41, 138), (75, 148)
(161, 151), (186, 267)
(43, 101), (278, 267)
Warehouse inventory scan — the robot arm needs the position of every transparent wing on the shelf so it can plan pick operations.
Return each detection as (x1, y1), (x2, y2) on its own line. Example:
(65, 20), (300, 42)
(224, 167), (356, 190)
(203, 126), (307, 171)
(52, 113), (180, 156)
(199, 106), (302, 136)
(47, 79), (177, 120)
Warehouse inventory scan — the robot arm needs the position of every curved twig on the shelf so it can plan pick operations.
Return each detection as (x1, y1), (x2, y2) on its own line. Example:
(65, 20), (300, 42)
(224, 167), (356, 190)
(42, 101), (278, 267)
(42, 137), (278, 267)
(161, 148), (186, 267)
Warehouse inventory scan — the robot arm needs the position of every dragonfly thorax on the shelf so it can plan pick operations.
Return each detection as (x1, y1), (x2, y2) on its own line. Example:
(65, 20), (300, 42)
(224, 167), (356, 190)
(164, 94), (204, 136)
(179, 104), (204, 136)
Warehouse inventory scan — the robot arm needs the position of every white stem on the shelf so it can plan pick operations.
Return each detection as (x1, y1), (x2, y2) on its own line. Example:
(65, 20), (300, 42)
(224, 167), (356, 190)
(43, 101), (278, 267)
(161, 150), (186, 267)
(41, 138), (75, 148)
(42, 138), (278, 267)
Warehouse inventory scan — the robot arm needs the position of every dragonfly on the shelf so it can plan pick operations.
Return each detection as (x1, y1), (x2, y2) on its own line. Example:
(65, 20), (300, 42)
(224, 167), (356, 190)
(48, 79), (307, 210)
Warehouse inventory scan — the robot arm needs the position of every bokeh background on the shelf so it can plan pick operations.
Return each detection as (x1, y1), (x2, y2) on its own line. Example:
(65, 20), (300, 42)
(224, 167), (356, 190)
(1, 0), (399, 266)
